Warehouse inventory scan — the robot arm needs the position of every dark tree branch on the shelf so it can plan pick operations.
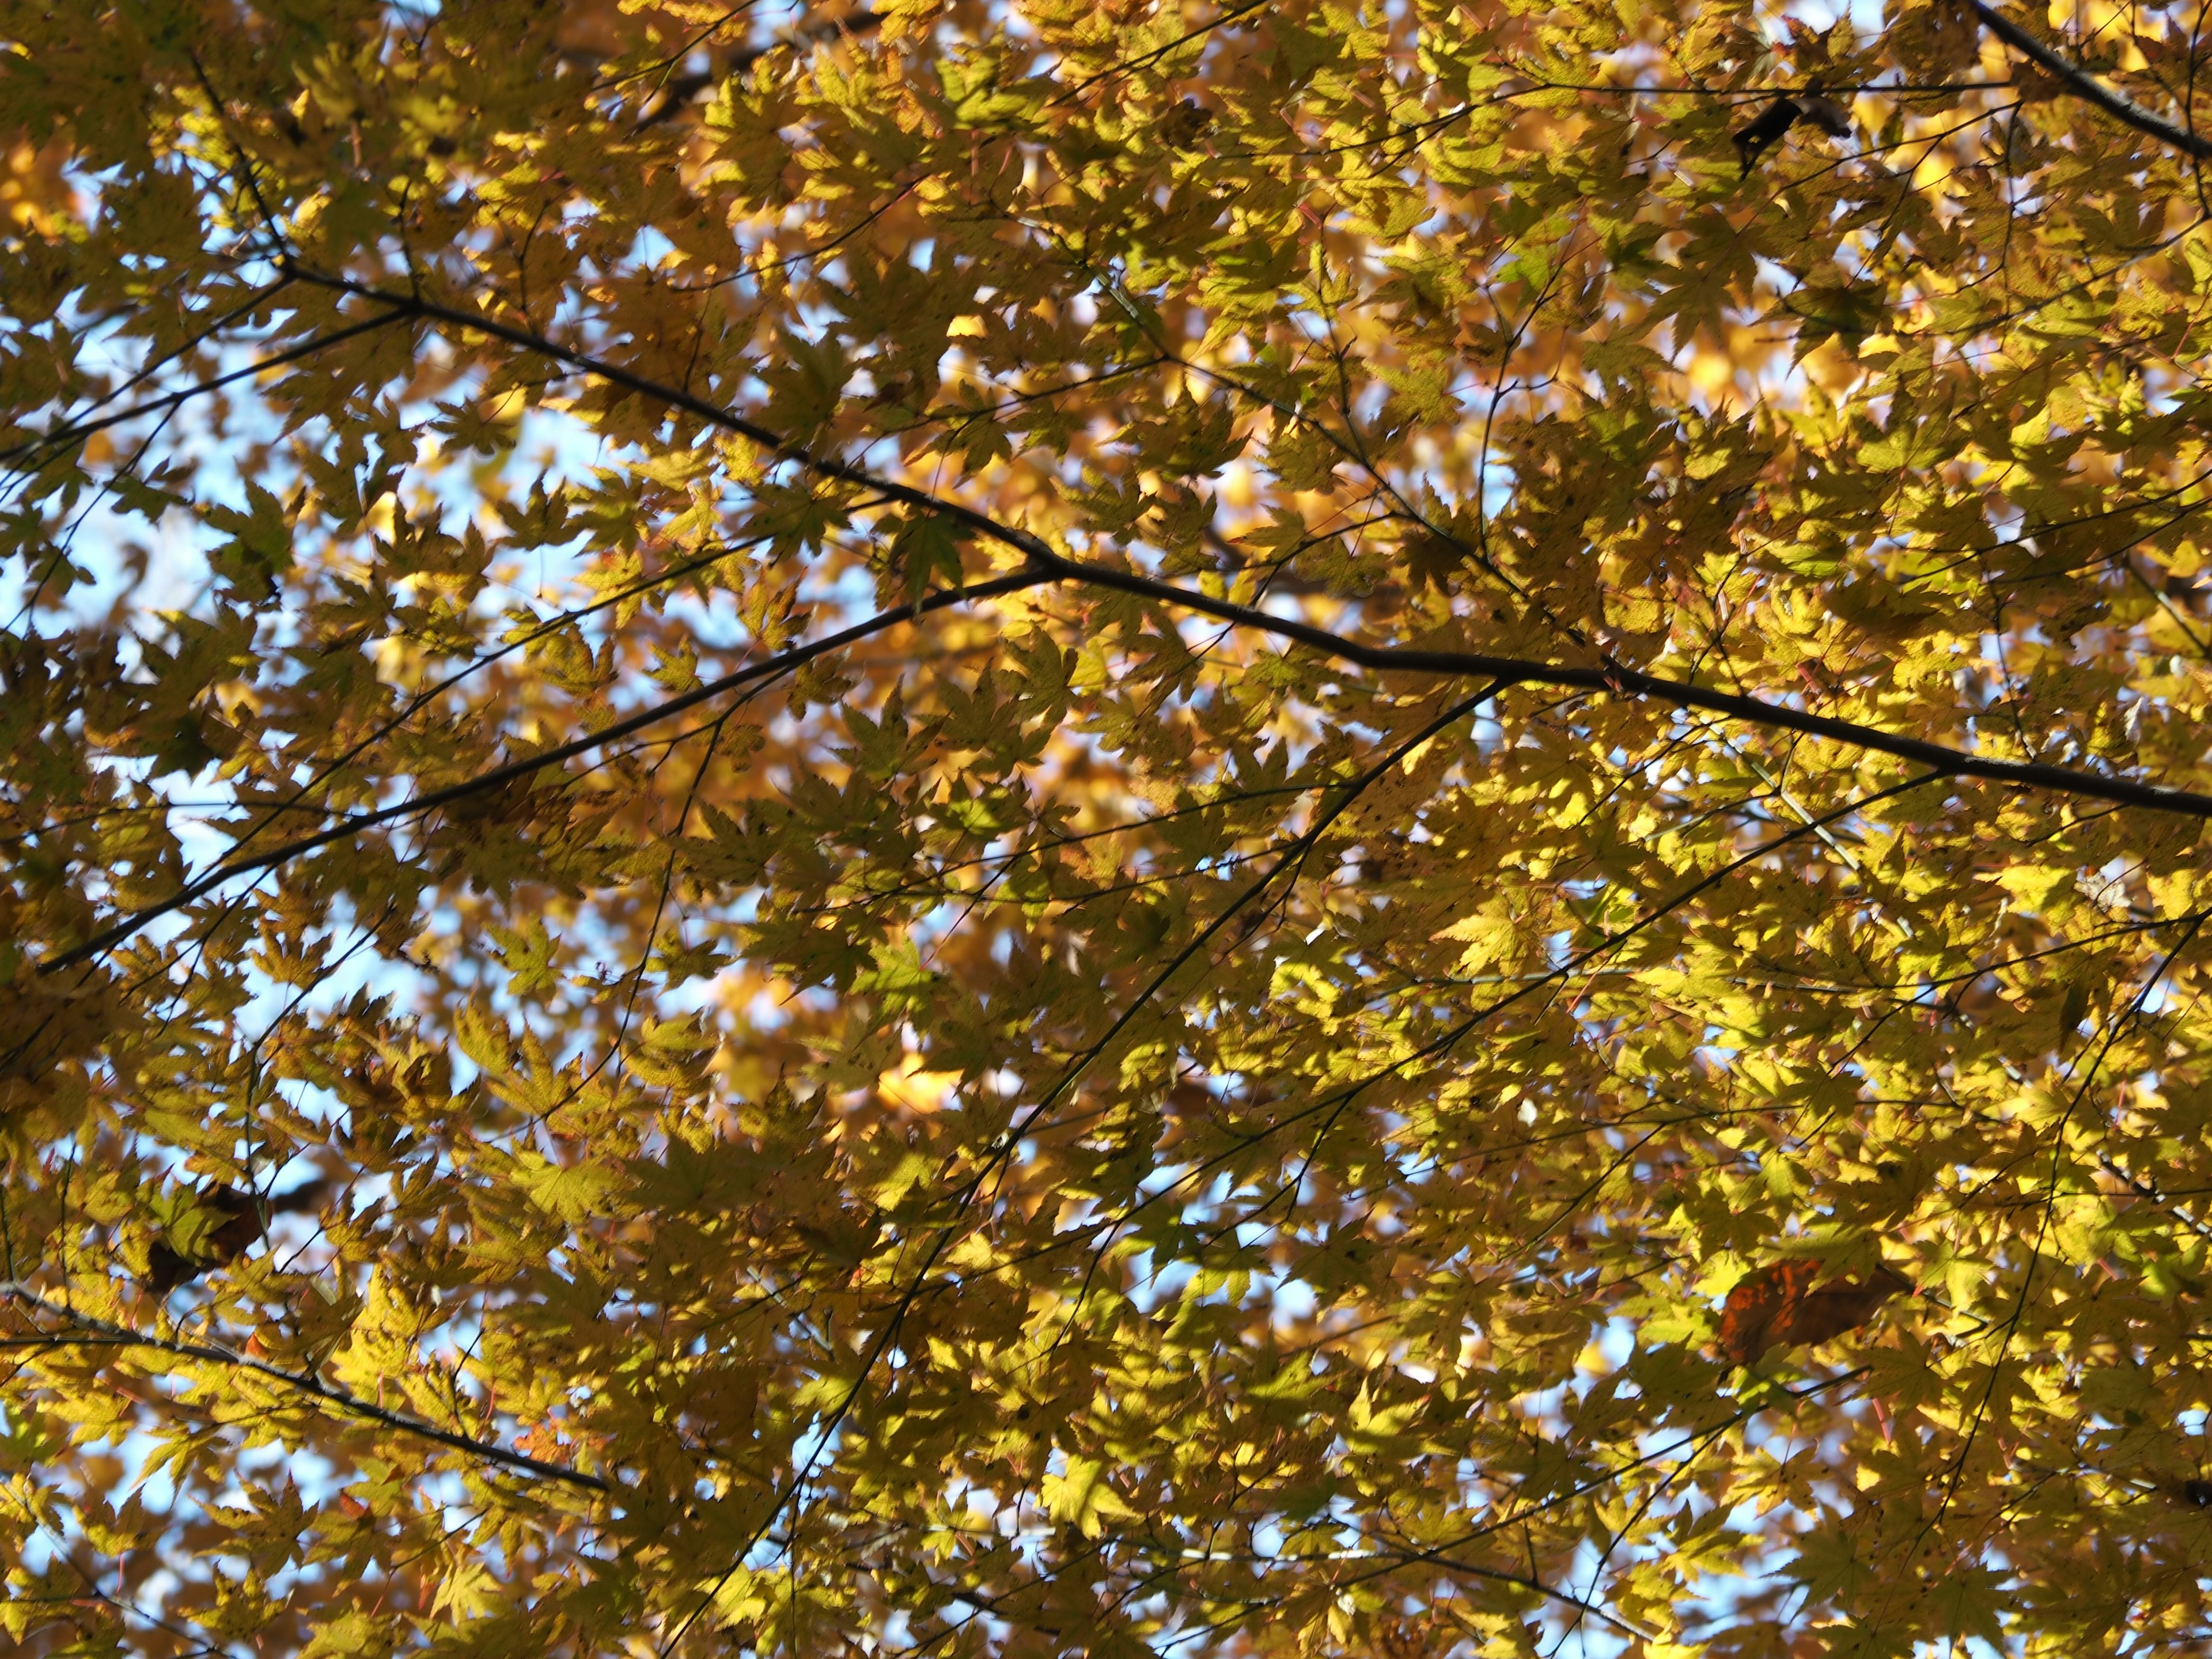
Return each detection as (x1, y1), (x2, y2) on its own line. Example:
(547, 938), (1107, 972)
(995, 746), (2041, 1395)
(36, 266), (2212, 975)
(291, 268), (2212, 823)
(35, 568), (1048, 975)
(0, 1282), (612, 1493)
(1972, 1), (2212, 158)
(0, 310), (413, 476)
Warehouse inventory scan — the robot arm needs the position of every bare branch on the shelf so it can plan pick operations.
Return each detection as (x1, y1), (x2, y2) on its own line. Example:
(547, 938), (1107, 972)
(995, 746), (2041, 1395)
(1972, 1), (2212, 158)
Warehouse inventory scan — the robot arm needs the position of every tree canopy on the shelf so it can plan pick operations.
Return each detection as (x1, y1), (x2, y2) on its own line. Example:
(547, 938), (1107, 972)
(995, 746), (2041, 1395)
(12, 0), (2212, 1653)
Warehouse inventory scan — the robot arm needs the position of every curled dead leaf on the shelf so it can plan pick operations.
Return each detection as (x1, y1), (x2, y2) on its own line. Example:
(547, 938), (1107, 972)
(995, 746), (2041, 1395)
(1732, 89), (1853, 175)
(1718, 1259), (1913, 1366)
(144, 1179), (332, 1294)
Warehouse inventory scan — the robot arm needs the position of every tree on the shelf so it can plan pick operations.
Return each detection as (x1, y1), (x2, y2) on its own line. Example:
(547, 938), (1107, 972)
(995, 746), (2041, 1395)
(7, 0), (2212, 1651)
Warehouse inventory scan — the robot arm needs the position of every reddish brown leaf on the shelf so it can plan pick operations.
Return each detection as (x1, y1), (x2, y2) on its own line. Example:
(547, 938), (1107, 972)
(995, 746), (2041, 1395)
(143, 1180), (331, 1294)
(1718, 1261), (1912, 1366)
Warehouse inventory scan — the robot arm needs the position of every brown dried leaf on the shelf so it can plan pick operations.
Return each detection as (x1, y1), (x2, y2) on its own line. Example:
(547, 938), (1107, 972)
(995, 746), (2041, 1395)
(1796, 94), (1854, 139)
(1718, 1260), (1912, 1366)
(144, 1180), (331, 1294)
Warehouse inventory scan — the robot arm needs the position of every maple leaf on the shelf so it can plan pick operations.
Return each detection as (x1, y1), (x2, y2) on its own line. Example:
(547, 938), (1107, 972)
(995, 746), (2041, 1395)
(7, 0), (2212, 1653)
(1717, 1261), (1915, 1368)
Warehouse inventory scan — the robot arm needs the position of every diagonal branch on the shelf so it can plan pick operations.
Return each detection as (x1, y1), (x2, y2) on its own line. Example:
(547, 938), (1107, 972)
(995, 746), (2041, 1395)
(1971, 1), (2212, 158)
(0, 309), (414, 476)
(35, 569), (1047, 975)
(0, 1282), (611, 1494)
(36, 268), (2212, 976)
(274, 268), (2212, 822)
(635, 7), (884, 126)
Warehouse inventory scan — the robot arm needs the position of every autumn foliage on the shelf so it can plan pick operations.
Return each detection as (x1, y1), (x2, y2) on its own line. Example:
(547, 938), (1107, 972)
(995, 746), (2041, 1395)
(12, 0), (2212, 1655)
(1715, 1260), (1914, 1369)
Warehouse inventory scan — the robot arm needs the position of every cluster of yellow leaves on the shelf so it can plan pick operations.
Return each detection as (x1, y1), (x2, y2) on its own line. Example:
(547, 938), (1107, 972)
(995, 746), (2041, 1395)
(9, 0), (2212, 1656)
